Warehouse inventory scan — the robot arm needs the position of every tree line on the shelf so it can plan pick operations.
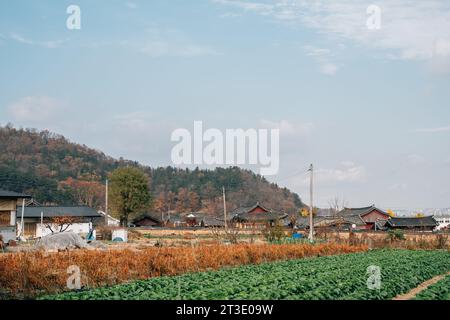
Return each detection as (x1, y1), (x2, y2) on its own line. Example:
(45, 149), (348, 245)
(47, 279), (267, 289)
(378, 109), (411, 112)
(0, 125), (304, 221)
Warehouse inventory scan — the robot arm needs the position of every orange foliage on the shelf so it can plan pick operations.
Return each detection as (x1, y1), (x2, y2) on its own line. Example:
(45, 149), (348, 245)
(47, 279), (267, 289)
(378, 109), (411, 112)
(0, 243), (366, 299)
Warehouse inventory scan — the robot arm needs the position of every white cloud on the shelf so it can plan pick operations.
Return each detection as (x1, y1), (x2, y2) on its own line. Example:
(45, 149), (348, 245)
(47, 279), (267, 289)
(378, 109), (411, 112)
(259, 119), (314, 136)
(7, 96), (66, 123)
(121, 28), (221, 58)
(294, 162), (367, 187)
(10, 33), (64, 49)
(416, 125), (450, 133)
(303, 45), (339, 75)
(213, 0), (273, 15)
(213, 0), (450, 72)
(220, 12), (243, 18)
(139, 41), (220, 57)
(125, 2), (138, 9)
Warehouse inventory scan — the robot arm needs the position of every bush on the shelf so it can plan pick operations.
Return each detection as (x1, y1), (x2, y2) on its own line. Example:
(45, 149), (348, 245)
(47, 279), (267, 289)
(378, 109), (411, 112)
(435, 234), (448, 249)
(387, 230), (405, 241)
(262, 224), (285, 242)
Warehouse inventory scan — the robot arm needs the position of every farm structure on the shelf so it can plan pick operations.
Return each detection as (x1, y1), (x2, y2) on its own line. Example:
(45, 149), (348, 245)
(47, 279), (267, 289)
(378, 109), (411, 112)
(0, 190), (31, 243)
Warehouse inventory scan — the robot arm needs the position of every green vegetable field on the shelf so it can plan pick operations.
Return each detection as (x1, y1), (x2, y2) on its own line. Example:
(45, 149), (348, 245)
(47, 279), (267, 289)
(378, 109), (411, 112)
(41, 249), (450, 300)
(414, 275), (450, 300)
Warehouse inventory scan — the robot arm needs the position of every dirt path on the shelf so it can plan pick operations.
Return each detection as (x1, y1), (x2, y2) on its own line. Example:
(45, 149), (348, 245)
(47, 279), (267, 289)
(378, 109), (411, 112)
(393, 271), (450, 300)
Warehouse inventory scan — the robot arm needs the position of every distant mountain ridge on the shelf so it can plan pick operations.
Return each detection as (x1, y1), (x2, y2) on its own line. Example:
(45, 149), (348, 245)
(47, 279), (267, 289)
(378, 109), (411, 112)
(0, 125), (304, 215)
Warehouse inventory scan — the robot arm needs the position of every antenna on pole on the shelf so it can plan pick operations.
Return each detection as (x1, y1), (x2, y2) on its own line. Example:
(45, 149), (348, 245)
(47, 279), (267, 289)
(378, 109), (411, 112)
(223, 186), (228, 230)
(105, 178), (109, 226)
(308, 164), (314, 242)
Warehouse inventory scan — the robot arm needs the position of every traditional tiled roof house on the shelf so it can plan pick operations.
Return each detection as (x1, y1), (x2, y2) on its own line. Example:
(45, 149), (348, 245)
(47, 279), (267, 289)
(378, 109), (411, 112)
(385, 216), (438, 231)
(230, 202), (287, 229)
(337, 205), (390, 230)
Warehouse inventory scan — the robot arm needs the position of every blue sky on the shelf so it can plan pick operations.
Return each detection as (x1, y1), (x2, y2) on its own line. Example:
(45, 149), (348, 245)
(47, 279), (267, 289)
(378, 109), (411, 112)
(1, 0), (450, 209)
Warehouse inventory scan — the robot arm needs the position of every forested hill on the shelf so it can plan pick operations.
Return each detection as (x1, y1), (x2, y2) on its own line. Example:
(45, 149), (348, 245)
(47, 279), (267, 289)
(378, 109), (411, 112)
(0, 125), (304, 215)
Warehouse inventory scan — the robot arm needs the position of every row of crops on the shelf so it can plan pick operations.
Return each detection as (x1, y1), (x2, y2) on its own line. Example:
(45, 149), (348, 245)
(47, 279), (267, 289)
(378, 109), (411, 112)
(414, 275), (450, 300)
(41, 249), (450, 300)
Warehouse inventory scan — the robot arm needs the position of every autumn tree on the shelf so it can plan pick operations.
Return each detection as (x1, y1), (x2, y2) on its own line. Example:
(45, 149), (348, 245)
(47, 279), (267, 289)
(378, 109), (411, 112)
(387, 209), (396, 217)
(59, 175), (105, 209)
(45, 216), (77, 233)
(188, 191), (201, 212)
(175, 188), (189, 212)
(109, 167), (152, 227)
(153, 192), (167, 214)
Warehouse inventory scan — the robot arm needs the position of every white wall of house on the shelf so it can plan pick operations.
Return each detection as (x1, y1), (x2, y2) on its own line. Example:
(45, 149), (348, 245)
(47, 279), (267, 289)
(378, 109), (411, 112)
(36, 222), (93, 238)
(98, 211), (120, 226)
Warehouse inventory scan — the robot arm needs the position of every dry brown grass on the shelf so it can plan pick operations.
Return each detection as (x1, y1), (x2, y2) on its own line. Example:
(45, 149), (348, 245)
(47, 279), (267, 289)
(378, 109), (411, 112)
(0, 242), (366, 299)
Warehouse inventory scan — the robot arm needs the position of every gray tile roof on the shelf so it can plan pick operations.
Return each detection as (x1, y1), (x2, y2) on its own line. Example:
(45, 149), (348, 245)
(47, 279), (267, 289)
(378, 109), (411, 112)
(16, 206), (102, 218)
(296, 216), (362, 228)
(0, 189), (31, 199)
(338, 205), (389, 218)
(201, 216), (226, 227)
(230, 202), (272, 215)
(233, 211), (288, 222)
(387, 216), (438, 228)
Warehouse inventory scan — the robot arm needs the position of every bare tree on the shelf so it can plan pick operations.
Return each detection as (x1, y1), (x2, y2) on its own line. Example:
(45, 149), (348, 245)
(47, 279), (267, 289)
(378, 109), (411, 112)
(328, 196), (347, 234)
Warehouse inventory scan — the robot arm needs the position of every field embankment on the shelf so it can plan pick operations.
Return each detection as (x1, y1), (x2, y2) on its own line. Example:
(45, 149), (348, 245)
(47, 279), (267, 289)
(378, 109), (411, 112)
(0, 243), (365, 299)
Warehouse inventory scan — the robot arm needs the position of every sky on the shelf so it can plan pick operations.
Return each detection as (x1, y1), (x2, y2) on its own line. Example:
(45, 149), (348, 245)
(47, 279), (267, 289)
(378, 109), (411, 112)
(1, 0), (450, 209)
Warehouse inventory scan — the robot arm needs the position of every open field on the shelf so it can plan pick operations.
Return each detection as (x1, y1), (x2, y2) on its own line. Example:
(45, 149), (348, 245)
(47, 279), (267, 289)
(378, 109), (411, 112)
(0, 243), (365, 299)
(413, 275), (450, 300)
(40, 249), (450, 300)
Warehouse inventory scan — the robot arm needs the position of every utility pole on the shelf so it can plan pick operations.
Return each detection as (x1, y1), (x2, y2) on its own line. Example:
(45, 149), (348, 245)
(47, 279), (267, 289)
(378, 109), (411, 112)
(308, 164), (314, 242)
(223, 186), (228, 230)
(105, 179), (109, 225)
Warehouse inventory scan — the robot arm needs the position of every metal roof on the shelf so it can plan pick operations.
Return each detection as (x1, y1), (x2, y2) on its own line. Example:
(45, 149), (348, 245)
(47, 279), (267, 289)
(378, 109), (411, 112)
(16, 206), (102, 218)
(0, 189), (31, 199)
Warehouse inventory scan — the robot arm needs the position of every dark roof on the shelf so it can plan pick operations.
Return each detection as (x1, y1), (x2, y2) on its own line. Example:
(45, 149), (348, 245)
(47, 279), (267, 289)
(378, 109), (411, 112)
(133, 212), (163, 223)
(233, 212), (288, 222)
(16, 206), (102, 218)
(201, 217), (226, 227)
(296, 216), (362, 228)
(387, 216), (438, 228)
(0, 189), (31, 199)
(230, 202), (271, 215)
(338, 205), (389, 218)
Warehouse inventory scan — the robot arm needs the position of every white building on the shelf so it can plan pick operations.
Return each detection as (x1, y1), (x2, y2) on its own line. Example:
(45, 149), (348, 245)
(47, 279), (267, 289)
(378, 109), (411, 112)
(98, 211), (120, 226)
(16, 206), (103, 239)
(435, 215), (450, 231)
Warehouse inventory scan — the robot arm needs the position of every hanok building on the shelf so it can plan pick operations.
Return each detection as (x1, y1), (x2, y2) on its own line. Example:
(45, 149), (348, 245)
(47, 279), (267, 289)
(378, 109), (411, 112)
(230, 202), (288, 229)
(296, 216), (356, 231)
(0, 189), (31, 243)
(18, 206), (102, 239)
(337, 205), (391, 230)
(200, 216), (226, 228)
(132, 213), (164, 228)
(385, 216), (438, 232)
